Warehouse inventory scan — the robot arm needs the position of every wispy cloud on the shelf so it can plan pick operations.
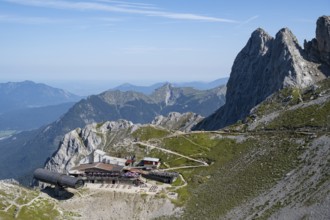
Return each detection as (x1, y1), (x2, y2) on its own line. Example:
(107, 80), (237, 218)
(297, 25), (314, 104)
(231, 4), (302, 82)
(0, 14), (68, 25)
(235, 15), (259, 28)
(92, 17), (124, 22)
(96, 0), (159, 10)
(5, 0), (237, 23)
(241, 15), (259, 25)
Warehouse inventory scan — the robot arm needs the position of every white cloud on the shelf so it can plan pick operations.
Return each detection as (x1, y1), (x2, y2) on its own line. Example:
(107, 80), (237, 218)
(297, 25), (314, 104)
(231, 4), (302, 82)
(0, 14), (68, 25)
(92, 17), (124, 22)
(241, 15), (259, 25)
(96, 0), (159, 10)
(5, 0), (237, 23)
(234, 15), (259, 28)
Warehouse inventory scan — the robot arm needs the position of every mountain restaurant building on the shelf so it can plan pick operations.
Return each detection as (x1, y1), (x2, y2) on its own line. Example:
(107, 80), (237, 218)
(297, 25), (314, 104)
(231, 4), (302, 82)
(69, 162), (141, 185)
(139, 157), (161, 169)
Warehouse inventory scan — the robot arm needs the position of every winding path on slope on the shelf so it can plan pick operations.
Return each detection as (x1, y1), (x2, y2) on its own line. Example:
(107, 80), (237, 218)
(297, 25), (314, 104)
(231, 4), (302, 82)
(133, 141), (209, 167)
(14, 194), (42, 218)
(2, 186), (43, 219)
(132, 134), (211, 188)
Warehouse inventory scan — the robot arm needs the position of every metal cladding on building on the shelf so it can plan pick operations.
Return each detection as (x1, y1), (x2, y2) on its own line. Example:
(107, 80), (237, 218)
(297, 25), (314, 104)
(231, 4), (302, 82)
(143, 171), (179, 184)
(33, 168), (84, 189)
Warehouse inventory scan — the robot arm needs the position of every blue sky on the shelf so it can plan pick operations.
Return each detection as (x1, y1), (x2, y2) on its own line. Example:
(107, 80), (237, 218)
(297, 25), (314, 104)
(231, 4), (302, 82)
(0, 0), (329, 89)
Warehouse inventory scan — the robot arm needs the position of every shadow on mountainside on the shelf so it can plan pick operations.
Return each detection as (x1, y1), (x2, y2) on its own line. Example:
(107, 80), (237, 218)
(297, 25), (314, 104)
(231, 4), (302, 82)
(41, 186), (75, 200)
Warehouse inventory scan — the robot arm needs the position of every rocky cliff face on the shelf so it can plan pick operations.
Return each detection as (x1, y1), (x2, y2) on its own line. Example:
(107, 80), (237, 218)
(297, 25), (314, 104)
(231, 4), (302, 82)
(195, 16), (329, 131)
(152, 112), (203, 132)
(45, 111), (200, 173)
(0, 82), (225, 183)
(45, 120), (137, 173)
(305, 16), (330, 67)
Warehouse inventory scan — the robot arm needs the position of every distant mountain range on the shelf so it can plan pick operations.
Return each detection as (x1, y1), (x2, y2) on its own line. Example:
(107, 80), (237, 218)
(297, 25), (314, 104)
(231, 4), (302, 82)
(65, 83), (226, 127)
(0, 79), (228, 133)
(0, 80), (81, 114)
(0, 81), (82, 132)
(1, 16), (329, 220)
(44, 16), (330, 220)
(112, 77), (228, 95)
(0, 83), (226, 182)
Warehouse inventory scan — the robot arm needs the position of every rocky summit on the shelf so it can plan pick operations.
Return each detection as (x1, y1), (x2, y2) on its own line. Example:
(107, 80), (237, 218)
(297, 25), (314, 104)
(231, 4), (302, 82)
(194, 16), (330, 131)
(305, 16), (330, 67)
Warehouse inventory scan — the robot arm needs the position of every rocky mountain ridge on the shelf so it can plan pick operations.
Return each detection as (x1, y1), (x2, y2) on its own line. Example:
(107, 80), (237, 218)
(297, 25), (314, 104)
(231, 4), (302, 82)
(152, 112), (203, 132)
(112, 77), (229, 94)
(64, 83), (225, 127)
(45, 111), (202, 173)
(195, 16), (330, 131)
(0, 82), (224, 183)
(45, 120), (137, 173)
(43, 77), (330, 220)
(305, 16), (330, 67)
(1, 16), (329, 220)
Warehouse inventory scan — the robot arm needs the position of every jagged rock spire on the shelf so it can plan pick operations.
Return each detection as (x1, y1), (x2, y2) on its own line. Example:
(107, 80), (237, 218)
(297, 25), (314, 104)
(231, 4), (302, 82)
(194, 16), (329, 131)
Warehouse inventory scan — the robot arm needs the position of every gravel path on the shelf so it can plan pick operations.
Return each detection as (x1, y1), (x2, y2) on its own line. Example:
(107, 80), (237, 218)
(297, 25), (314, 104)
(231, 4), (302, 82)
(134, 141), (209, 166)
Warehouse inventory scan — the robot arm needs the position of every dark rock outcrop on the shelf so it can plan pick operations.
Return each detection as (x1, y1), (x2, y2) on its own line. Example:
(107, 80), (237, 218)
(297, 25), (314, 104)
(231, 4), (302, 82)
(195, 16), (329, 131)
(316, 16), (330, 53)
(304, 16), (330, 68)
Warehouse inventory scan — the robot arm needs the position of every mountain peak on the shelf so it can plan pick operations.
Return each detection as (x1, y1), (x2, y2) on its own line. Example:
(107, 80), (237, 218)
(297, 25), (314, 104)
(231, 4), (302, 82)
(158, 82), (173, 89)
(0, 81), (80, 113)
(251, 27), (271, 38)
(304, 16), (330, 68)
(316, 16), (330, 53)
(194, 15), (329, 131)
(241, 27), (273, 59)
(275, 27), (300, 47)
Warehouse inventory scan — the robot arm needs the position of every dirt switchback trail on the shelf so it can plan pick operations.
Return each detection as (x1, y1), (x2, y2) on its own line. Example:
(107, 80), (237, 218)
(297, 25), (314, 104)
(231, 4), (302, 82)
(134, 141), (209, 167)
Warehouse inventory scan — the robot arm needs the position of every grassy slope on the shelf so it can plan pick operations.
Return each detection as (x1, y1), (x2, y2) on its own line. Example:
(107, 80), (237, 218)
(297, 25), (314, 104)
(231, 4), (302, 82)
(130, 131), (320, 219)
(132, 125), (171, 141)
(255, 78), (330, 131)
(182, 135), (302, 219)
(3, 79), (328, 219)
(152, 79), (330, 219)
(131, 126), (307, 218)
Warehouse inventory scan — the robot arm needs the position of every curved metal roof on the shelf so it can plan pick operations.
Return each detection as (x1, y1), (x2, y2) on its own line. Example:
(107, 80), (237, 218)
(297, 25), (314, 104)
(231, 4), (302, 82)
(34, 168), (84, 189)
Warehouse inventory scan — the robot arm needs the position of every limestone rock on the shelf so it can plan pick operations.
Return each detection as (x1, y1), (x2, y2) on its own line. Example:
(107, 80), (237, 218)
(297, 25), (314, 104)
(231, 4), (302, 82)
(45, 120), (135, 173)
(45, 111), (204, 173)
(316, 16), (330, 53)
(304, 16), (330, 66)
(152, 112), (204, 132)
(195, 16), (329, 131)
